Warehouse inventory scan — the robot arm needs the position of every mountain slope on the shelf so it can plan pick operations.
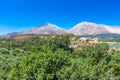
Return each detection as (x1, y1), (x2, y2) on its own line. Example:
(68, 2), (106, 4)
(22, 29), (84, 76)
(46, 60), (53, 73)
(2, 22), (120, 37)
(20, 23), (66, 34)
(68, 22), (120, 35)
(105, 26), (120, 34)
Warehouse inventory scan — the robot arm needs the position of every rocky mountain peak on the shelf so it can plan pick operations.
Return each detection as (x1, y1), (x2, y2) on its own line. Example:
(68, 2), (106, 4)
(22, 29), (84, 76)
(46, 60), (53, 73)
(3, 21), (120, 37)
(68, 21), (110, 35)
(43, 23), (62, 29)
(80, 21), (97, 25)
(20, 23), (66, 34)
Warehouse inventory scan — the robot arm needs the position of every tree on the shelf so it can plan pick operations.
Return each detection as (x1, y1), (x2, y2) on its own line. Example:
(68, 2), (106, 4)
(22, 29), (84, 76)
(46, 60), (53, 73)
(7, 49), (70, 80)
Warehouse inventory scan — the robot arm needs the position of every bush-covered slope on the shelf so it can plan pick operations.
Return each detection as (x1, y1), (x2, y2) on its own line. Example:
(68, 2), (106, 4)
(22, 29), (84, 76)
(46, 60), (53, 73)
(0, 34), (120, 80)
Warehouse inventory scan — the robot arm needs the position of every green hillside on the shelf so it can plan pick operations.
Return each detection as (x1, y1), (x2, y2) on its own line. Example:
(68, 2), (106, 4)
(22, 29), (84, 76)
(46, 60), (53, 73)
(0, 34), (120, 80)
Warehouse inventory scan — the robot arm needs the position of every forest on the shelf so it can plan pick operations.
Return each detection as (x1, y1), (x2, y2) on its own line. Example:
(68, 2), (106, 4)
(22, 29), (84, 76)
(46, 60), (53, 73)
(0, 34), (120, 80)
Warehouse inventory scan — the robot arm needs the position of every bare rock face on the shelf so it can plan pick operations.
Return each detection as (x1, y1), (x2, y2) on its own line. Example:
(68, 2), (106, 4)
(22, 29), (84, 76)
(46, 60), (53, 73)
(68, 22), (120, 35)
(20, 23), (66, 34)
(68, 22), (110, 35)
(2, 22), (120, 37)
(105, 26), (120, 34)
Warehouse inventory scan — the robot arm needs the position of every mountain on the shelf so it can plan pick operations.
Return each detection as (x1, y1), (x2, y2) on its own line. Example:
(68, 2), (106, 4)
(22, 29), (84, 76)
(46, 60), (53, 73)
(0, 32), (18, 38)
(68, 22), (120, 35)
(83, 34), (120, 40)
(104, 26), (120, 34)
(20, 23), (66, 34)
(2, 22), (120, 38)
(6, 32), (18, 36)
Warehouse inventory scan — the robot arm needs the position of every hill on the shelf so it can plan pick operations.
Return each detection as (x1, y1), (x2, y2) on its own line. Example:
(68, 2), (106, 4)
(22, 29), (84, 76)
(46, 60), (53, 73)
(68, 22), (120, 35)
(20, 23), (66, 34)
(2, 22), (120, 39)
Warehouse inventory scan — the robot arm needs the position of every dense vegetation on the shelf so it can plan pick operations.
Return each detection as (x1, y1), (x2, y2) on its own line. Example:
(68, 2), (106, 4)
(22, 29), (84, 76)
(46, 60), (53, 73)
(0, 34), (120, 80)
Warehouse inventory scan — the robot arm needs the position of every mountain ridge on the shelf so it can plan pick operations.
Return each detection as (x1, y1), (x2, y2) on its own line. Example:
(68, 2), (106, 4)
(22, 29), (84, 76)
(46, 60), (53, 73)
(2, 22), (120, 37)
(68, 21), (120, 35)
(20, 23), (66, 35)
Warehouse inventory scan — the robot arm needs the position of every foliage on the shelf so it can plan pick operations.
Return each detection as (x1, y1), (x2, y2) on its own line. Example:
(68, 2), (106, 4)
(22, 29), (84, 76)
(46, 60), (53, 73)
(0, 34), (120, 80)
(8, 49), (70, 80)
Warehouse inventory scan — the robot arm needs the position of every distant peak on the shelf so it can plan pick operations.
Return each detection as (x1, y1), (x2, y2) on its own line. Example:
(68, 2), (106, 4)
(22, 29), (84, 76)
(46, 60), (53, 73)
(42, 23), (63, 29)
(45, 22), (53, 25)
(80, 21), (97, 25)
(71, 21), (97, 29)
(45, 23), (60, 27)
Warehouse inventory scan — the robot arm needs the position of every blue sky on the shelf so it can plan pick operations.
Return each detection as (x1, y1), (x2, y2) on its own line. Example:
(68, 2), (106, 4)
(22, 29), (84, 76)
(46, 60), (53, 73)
(0, 0), (120, 35)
